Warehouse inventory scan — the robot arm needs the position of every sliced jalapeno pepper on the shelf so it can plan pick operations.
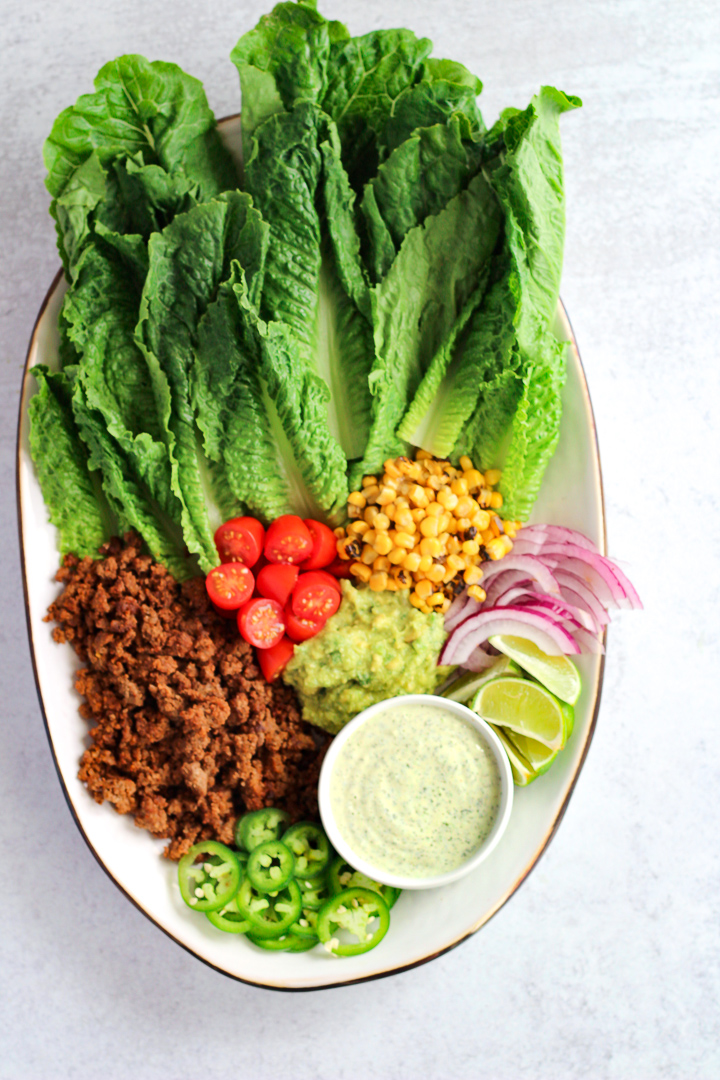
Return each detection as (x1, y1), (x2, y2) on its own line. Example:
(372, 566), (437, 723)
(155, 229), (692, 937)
(245, 839), (295, 893)
(235, 808), (290, 852)
(289, 907), (319, 940)
(177, 841), (242, 913)
(317, 888), (390, 957)
(298, 871), (333, 911)
(237, 877), (302, 938)
(247, 931), (316, 952)
(281, 822), (331, 880)
(206, 895), (252, 934)
(328, 856), (401, 910)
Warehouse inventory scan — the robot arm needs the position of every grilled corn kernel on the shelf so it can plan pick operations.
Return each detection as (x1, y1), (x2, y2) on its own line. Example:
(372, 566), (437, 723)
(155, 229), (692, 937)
(416, 449), (433, 460)
(490, 491), (504, 509)
(500, 534), (514, 554)
(419, 516), (439, 538)
(419, 536), (442, 558)
(490, 517), (501, 538)
(443, 564), (458, 584)
(363, 484), (380, 502)
(450, 477), (468, 497)
(417, 555), (434, 573)
(373, 531), (393, 556)
(484, 468), (502, 486)
(467, 585), (486, 602)
(428, 592), (445, 607)
(396, 457), (414, 476)
(425, 501), (443, 517)
(361, 544), (377, 565)
(478, 488), (493, 507)
(464, 469), (484, 490)
(473, 510), (491, 532)
(347, 504), (362, 519)
(394, 531), (416, 550)
(481, 528), (495, 545)
(462, 540), (480, 556)
(384, 577), (399, 591)
(454, 496), (476, 519)
(455, 517), (472, 533)
(369, 571), (388, 591)
(437, 513), (453, 534)
(503, 521), (517, 539)
(364, 506), (380, 525)
(415, 579), (433, 599)
(409, 591), (425, 609)
(402, 550), (422, 573)
(383, 502), (397, 521)
(408, 485), (429, 507)
(383, 458), (402, 479)
(361, 474), (377, 488)
(376, 487), (395, 506)
(350, 562), (372, 582)
(388, 546), (407, 565)
(463, 565), (484, 586)
(440, 598), (451, 614)
(363, 529), (377, 547)
(374, 513), (390, 532)
(373, 556), (391, 573)
(459, 455), (474, 472)
(446, 553), (465, 574)
(348, 521), (369, 536)
(394, 507), (414, 531)
(427, 563), (446, 584)
(437, 489), (458, 511)
(391, 566), (411, 587)
(426, 474), (442, 491)
(447, 536), (462, 555)
(485, 537), (507, 560)
(347, 491), (367, 509)
(410, 507), (427, 523)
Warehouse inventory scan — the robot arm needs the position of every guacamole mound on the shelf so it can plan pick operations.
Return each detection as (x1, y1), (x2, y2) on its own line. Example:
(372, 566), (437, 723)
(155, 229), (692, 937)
(282, 581), (452, 734)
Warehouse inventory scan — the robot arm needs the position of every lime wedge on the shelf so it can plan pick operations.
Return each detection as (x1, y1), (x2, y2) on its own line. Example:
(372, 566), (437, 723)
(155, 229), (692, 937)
(506, 730), (558, 776)
(488, 635), (582, 705)
(472, 677), (569, 751)
(489, 724), (538, 787)
(441, 657), (522, 704)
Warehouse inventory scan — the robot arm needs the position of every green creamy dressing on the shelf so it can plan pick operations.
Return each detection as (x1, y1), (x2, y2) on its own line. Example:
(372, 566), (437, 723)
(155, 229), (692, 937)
(330, 702), (502, 879)
(283, 581), (452, 734)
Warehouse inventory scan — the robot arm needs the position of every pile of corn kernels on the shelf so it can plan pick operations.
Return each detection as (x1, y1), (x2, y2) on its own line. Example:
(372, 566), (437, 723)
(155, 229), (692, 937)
(334, 452), (522, 614)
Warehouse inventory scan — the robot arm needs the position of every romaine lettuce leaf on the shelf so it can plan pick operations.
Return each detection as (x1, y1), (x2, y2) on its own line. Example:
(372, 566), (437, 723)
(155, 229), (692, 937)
(378, 57), (484, 156)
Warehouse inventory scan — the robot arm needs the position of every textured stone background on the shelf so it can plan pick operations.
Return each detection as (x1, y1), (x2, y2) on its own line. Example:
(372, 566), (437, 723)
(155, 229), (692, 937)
(1, 1), (718, 1076)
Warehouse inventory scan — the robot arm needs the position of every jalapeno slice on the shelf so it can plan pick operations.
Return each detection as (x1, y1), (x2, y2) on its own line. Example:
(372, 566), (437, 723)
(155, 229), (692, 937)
(247, 931), (316, 952)
(289, 907), (319, 939)
(317, 888), (390, 957)
(235, 808), (290, 852)
(206, 895), (252, 934)
(328, 856), (401, 910)
(246, 839), (296, 893)
(281, 822), (331, 880)
(237, 877), (302, 938)
(298, 871), (333, 911)
(177, 841), (242, 913)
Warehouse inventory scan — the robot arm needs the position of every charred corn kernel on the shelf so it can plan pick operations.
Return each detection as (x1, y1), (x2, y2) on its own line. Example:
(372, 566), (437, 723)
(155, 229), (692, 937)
(490, 517), (501, 538)
(427, 563), (446, 584)
(415, 579), (433, 599)
(410, 507), (426, 523)
(416, 449), (433, 460)
(408, 485), (429, 508)
(383, 458), (402, 479)
(374, 513), (390, 532)
(481, 528), (495, 545)
(454, 496), (476, 519)
(462, 539), (480, 556)
(447, 536), (462, 555)
(467, 585), (486, 602)
(455, 517), (472, 533)
(373, 531), (393, 556)
(361, 474), (377, 488)
(425, 501), (443, 517)
(339, 536), (362, 559)
(464, 565), (484, 586)
(419, 516), (439, 538)
(347, 505), (362, 519)
(363, 506), (380, 525)
(417, 554), (434, 574)
(402, 550), (422, 573)
(490, 491), (504, 509)
(409, 591), (425, 609)
(382, 475), (399, 491)
(485, 537), (507, 560)
(419, 536), (442, 558)
(363, 529), (377, 547)
(361, 544), (377, 565)
(373, 556), (391, 573)
(426, 474), (442, 491)
(464, 469), (484, 490)
(442, 564), (458, 584)
(391, 565), (411, 585)
(388, 546), (407, 565)
(369, 571), (388, 591)
(348, 521), (369, 536)
(450, 477), (468, 497)
(473, 510), (491, 531)
(384, 577), (399, 591)
(334, 526), (347, 540)
(440, 598), (451, 614)
(478, 487), (493, 507)
(363, 485), (381, 503)
(446, 553), (466, 574)
(484, 468), (502, 486)
(437, 488), (458, 511)
(394, 531), (416, 550)
(347, 491), (367, 509)
(428, 592), (445, 607)
(459, 455), (474, 472)
(350, 562), (372, 582)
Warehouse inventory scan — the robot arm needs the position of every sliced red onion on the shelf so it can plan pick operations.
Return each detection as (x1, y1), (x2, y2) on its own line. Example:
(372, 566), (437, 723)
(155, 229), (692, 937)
(441, 606), (580, 665)
(519, 524), (600, 552)
(476, 554), (560, 596)
(572, 626), (605, 654)
(553, 570), (611, 627)
(519, 596), (584, 629)
(444, 593), (481, 634)
(494, 586), (536, 607)
(529, 543), (630, 607)
(536, 554), (617, 610)
(483, 569), (533, 607)
(550, 584), (602, 632)
(462, 646), (497, 672)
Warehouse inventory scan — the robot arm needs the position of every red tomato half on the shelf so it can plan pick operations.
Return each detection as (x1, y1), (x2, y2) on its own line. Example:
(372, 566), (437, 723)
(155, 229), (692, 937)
(325, 558), (353, 579)
(264, 515), (313, 565)
(284, 606), (326, 644)
(300, 519), (337, 570)
(256, 563), (299, 607)
(291, 570), (342, 621)
(238, 598), (285, 649)
(215, 517), (265, 567)
(257, 636), (295, 681)
(205, 563), (255, 612)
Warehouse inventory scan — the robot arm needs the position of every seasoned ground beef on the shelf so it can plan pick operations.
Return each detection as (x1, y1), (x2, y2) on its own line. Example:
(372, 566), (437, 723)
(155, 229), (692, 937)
(46, 533), (329, 859)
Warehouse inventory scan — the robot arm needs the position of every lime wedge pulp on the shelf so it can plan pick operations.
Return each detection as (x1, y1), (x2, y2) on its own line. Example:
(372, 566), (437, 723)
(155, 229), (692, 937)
(489, 724), (538, 787)
(472, 677), (571, 752)
(507, 730), (558, 776)
(488, 635), (582, 705)
(441, 656), (522, 704)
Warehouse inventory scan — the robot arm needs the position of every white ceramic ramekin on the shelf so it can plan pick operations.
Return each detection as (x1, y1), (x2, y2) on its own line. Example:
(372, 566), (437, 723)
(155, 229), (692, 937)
(318, 694), (514, 890)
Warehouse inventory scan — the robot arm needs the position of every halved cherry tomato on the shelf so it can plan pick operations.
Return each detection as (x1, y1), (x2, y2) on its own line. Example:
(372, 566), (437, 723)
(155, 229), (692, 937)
(257, 636), (295, 681)
(215, 517), (265, 567)
(325, 558), (353, 579)
(206, 564), (255, 612)
(256, 563), (299, 607)
(238, 598), (285, 649)
(264, 516), (313, 565)
(300, 519), (337, 570)
(284, 605), (326, 643)
(292, 571), (342, 621)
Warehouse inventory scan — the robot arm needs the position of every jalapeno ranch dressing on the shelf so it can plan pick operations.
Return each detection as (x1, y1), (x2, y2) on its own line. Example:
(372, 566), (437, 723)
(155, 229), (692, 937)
(329, 701), (502, 878)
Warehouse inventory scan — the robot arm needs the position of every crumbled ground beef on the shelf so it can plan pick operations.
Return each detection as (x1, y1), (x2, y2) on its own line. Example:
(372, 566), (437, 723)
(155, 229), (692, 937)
(46, 533), (329, 859)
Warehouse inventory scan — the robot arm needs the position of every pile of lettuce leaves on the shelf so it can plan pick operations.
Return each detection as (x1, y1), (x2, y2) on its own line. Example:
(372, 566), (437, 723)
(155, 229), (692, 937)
(29, 0), (580, 580)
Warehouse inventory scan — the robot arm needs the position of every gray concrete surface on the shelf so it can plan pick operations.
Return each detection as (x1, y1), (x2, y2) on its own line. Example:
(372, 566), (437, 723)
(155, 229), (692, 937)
(1, 1), (718, 1076)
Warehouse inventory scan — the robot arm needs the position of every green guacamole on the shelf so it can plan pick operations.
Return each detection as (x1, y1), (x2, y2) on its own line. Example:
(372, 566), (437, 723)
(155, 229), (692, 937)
(283, 581), (453, 734)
